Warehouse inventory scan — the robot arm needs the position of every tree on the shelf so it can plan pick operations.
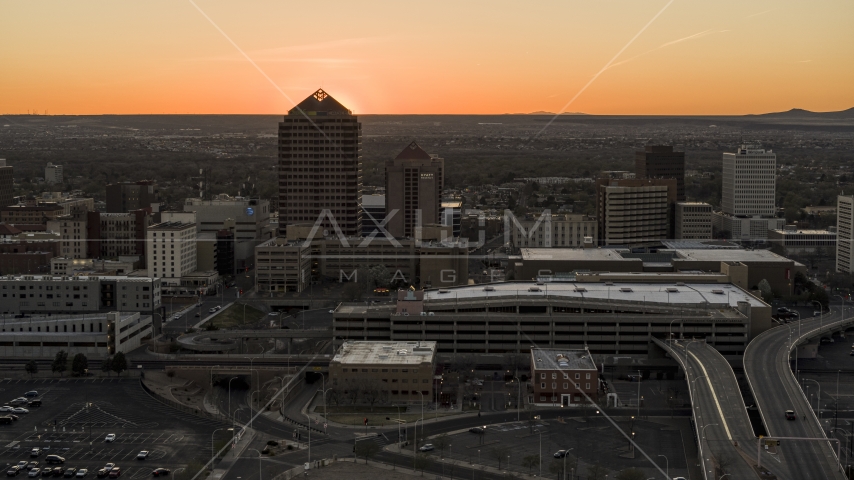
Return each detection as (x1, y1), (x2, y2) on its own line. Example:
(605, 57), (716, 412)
(548, 459), (565, 479)
(71, 353), (88, 376)
(344, 380), (360, 405)
(521, 454), (540, 474)
(490, 445), (511, 470)
(326, 386), (343, 408)
(354, 440), (380, 464)
(757, 279), (774, 303)
(433, 433), (450, 458)
(25, 360), (38, 378)
(101, 357), (112, 377)
(341, 281), (364, 302)
(361, 380), (383, 411)
(615, 467), (646, 480)
(586, 464), (609, 480)
(413, 453), (432, 476)
(111, 352), (128, 376)
(51, 350), (68, 377)
(366, 265), (392, 291)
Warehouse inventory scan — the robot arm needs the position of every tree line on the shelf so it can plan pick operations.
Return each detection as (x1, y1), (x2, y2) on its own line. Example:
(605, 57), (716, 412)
(24, 351), (129, 378)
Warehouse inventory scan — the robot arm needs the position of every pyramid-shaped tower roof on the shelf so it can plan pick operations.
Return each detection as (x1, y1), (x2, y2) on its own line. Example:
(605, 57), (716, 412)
(288, 89), (351, 116)
(394, 141), (432, 161)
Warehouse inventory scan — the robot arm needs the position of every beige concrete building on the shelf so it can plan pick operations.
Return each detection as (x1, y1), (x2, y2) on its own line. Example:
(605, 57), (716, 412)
(596, 178), (676, 247)
(46, 210), (90, 259)
(329, 341), (436, 404)
(509, 213), (597, 249)
(44, 163), (63, 185)
(837, 195), (854, 273)
(2, 204), (64, 225)
(675, 202), (712, 240)
(384, 142), (444, 238)
(146, 221), (197, 289)
(768, 227), (836, 255)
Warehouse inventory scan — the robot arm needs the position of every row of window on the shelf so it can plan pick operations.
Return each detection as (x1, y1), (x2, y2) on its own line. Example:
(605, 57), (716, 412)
(540, 372), (592, 380)
(341, 367), (418, 373)
(540, 382), (591, 390)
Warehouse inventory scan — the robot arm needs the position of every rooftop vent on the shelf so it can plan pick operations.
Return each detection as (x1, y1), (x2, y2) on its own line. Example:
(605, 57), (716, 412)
(666, 287), (679, 293)
(438, 289), (450, 294)
(397, 349), (408, 355)
(574, 287), (587, 293)
(620, 287), (633, 293)
(712, 289), (725, 295)
(483, 286), (495, 292)
(605, 282), (614, 286)
(528, 287), (541, 292)
(676, 282), (686, 286)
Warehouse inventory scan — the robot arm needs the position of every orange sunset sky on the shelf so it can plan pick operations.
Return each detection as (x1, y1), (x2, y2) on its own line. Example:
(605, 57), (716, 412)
(1, 1), (852, 115)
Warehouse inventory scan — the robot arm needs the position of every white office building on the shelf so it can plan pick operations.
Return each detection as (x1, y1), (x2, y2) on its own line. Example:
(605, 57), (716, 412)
(44, 163), (63, 185)
(146, 221), (197, 288)
(714, 145), (781, 240)
(838, 195), (854, 273)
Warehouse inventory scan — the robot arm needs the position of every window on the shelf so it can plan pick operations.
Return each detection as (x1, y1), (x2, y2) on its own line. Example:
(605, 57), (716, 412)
(575, 373), (580, 380)
(551, 373), (557, 379)
(563, 373), (569, 379)
(540, 373), (545, 379)
(540, 382), (545, 389)
(551, 382), (557, 389)
(563, 382), (568, 389)
(585, 383), (591, 390)
(361, 369), (367, 372)
(586, 373), (591, 380)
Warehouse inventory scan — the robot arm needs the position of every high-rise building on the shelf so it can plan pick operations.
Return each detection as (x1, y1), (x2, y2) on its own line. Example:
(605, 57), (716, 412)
(596, 178), (676, 247)
(509, 214), (597, 248)
(675, 202), (712, 239)
(837, 195), (854, 273)
(713, 145), (781, 240)
(183, 195), (271, 270)
(45, 163), (63, 185)
(635, 145), (685, 202)
(0, 159), (13, 208)
(97, 209), (152, 260)
(721, 145), (776, 217)
(277, 89), (362, 237)
(45, 209), (90, 259)
(106, 181), (160, 214)
(384, 141), (444, 238)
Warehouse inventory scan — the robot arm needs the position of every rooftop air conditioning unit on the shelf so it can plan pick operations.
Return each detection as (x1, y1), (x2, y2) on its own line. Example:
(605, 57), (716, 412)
(483, 286), (495, 292)
(712, 289), (725, 295)
(528, 287), (541, 292)
(574, 287), (587, 293)
(666, 287), (679, 293)
(620, 287), (633, 293)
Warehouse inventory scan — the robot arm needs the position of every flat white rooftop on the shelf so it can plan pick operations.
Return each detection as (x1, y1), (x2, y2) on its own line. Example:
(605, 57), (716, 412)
(333, 341), (436, 365)
(531, 348), (597, 371)
(424, 281), (767, 308)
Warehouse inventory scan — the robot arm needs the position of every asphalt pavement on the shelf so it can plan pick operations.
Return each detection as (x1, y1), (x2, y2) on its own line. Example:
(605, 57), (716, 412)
(745, 307), (853, 480)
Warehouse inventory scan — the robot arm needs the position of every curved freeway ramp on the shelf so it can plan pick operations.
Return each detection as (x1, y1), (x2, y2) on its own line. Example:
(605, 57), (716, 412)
(745, 309), (851, 480)
(654, 337), (761, 480)
(177, 328), (330, 352)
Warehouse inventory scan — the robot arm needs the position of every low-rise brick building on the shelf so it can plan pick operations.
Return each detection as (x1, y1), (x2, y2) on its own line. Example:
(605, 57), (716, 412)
(530, 347), (598, 407)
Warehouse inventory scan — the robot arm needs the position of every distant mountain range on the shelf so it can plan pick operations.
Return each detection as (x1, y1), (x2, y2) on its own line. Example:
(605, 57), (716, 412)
(523, 111), (588, 115)
(751, 107), (854, 119)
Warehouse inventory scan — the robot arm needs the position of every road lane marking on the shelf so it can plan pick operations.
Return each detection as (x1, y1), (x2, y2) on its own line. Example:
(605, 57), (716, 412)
(687, 349), (733, 441)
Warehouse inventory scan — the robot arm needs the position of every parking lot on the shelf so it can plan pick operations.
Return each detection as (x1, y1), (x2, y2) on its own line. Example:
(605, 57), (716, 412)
(0, 378), (226, 478)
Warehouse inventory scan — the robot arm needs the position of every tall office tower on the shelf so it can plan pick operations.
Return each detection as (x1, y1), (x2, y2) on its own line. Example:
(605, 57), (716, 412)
(0, 159), (13, 208)
(278, 89), (362, 237)
(44, 163), (63, 184)
(596, 178), (677, 247)
(837, 195), (854, 273)
(635, 145), (686, 201)
(384, 141), (444, 238)
(721, 145), (776, 216)
(361, 194), (386, 236)
(106, 181), (161, 213)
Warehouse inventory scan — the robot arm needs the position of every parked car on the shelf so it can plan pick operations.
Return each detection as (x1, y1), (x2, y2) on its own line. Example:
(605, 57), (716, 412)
(151, 469), (170, 477)
(785, 410), (797, 420)
(44, 456), (65, 465)
(107, 468), (121, 479)
(28, 470), (40, 478)
(104, 434), (116, 443)
(62, 469), (76, 478)
(418, 444), (434, 452)
(49, 468), (63, 478)
(75, 470), (87, 478)
(31, 448), (41, 457)
(25, 463), (38, 472)
(136, 451), (149, 460)
(12, 408), (28, 414)
(468, 427), (485, 434)
(6, 466), (22, 477)
(0, 406), (11, 412)
(24, 391), (39, 397)
(9, 398), (29, 406)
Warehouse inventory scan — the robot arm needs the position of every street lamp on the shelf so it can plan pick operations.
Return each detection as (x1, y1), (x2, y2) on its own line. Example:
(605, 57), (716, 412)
(210, 427), (233, 463)
(812, 300), (824, 334)
(227, 376), (238, 444)
(658, 454), (668, 479)
(700, 423), (718, 480)
(247, 448), (263, 480)
(805, 378), (821, 420)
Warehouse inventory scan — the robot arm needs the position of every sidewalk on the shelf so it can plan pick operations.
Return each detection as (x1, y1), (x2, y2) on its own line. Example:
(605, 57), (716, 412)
(209, 426), (256, 480)
(382, 441), (543, 479)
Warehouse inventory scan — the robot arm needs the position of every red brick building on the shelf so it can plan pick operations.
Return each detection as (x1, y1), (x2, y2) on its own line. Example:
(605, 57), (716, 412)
(530, 348), (599, 407)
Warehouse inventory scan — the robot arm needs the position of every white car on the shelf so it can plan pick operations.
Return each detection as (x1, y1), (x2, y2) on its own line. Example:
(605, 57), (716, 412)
(12, 407), (28, 414)
(267, 312), (278, 316)
(105, 434), (116, 442)
(76, 469), (88, 477)
(208, 308), (217, 313)
(0, 406), (11, 412)
(419, 444), (434, 452)
(137, 450), (149, 460)
(28, 468), (40, 477)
